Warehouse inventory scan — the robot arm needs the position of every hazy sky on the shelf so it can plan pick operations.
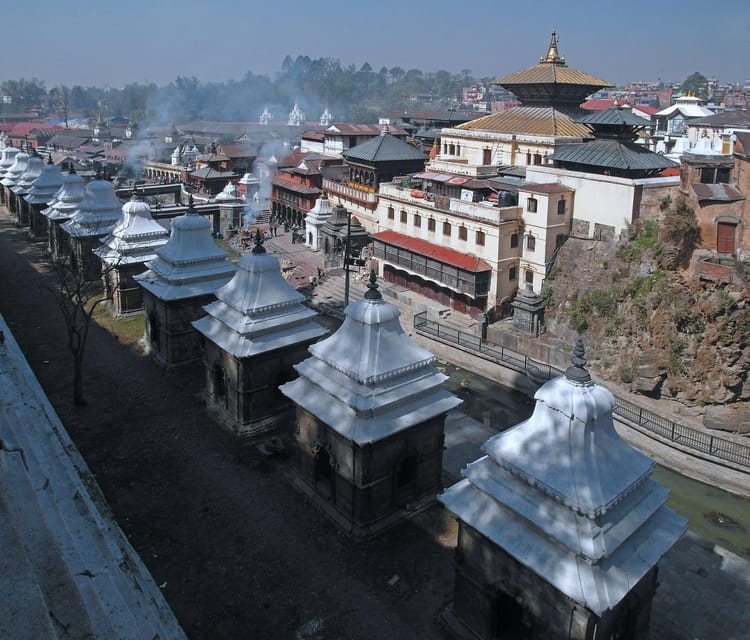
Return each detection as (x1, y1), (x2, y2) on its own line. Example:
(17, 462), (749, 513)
(4, 0), (748, 88)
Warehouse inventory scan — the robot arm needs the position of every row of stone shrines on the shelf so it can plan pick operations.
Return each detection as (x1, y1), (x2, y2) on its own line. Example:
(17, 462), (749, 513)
(1, 142), (686, 639)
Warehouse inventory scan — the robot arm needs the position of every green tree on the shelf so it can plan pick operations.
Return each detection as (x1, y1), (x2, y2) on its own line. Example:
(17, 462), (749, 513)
(680, 72), (708, 100)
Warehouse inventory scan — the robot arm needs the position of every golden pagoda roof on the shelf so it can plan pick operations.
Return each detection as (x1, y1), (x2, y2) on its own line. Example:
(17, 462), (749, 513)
(456, 106), (592, 138)
(493, 30), (612, 90)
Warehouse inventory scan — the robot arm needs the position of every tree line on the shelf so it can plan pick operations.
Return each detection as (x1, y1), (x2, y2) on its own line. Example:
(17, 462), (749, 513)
(0, 56), (477, 126)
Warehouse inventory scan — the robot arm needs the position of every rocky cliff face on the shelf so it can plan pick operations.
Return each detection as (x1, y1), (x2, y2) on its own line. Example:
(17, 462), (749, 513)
(543, 227), (749, 416)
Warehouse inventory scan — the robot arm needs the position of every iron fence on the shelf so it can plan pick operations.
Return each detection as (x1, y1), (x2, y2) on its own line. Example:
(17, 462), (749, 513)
(414, 311), (750, 469)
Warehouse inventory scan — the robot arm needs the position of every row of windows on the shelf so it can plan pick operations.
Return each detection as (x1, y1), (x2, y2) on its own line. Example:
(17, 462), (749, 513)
(526, 198), (567, 214)
(387, 206), (486, 245)
(507, 267), (536, 284)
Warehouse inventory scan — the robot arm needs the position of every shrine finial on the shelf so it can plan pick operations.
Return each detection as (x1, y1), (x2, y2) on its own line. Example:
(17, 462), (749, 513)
(565, 338), (592, 384)
(364, 270), (382, 301)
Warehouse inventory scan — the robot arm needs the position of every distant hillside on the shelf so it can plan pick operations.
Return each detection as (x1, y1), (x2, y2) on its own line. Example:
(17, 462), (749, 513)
(543, 216), (749, 412)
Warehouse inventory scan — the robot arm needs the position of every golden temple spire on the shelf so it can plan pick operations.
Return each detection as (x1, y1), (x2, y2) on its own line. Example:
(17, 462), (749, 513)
(541, 29), (565, 64)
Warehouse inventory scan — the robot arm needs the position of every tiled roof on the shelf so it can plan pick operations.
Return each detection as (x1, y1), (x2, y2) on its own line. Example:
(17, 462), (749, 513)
(343, 134), (427, 163)
(691, 183), (745, 202)
(189, 166), (235, 180)
(373, 230), (491, 273)
(577, 108), (650, 127)
(272, 175), (320, 195)
(494, 62), (612, 90)
(326, 123), (407, 136)
(456, 106), (591, 137)
(551, 140), (679, 171)
(689, 108), (750, 128)
(520, 183), (573, 194)
(9, 122), (62, 137)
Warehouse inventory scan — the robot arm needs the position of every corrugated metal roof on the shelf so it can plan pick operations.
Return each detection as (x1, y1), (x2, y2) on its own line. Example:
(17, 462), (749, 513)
(550, 140), (679, 171)
(457, 106), (591, 137)
(691, 183), (745, 202)
(373, 230), (491, 273)
(576, 108), (650, 127)
(342, 134), (427, 163)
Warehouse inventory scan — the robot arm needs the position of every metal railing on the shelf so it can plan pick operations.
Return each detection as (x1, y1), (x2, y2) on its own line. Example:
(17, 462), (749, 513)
(414, 311), (750, 469)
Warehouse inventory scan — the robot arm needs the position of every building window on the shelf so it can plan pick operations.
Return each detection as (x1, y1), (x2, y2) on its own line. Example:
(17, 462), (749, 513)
(510, 233), (519, 248)
(414, 214), (421, 228)
(483, 148), (492, 165)
(458, 226), (467, 241)
(557, 199), (566, 215)
(527, 197), (537, 213)
(700, 167), (731, 184)
(428, 218), (436, 232)
(443, 221), (451, 236)
(475, 230), (485, 246)
(525, 269), (534, 284)
(400, 210), (407, 223)
(527, 235), (536, 251)
(526, 152), (531, 165)
(509, 267), (517, 281)
(534, 153), (542, 165)
(387, 206), (394, 220)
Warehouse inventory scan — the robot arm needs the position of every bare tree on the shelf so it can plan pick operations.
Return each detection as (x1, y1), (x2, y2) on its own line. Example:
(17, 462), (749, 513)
(44, 248), (113, 406)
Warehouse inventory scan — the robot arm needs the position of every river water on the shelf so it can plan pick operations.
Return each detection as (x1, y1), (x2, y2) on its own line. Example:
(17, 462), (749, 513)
(439, 361), (750, 561)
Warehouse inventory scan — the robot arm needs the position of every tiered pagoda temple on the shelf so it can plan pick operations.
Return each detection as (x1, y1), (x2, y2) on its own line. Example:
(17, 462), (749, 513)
(43, 168), (85, 261)
(26, 156), (63, 240)
(94, 193), (170, 316)
(192, 233), (327, 438)
(136, 198), (236, 368)
(303, 192), (333, 250)
(11, 150), (43, 227)
(439, 341), (686, 640)
(457, 30), (613, 145)
(280, 271), (462, 538)
(61, 177), (123, 281)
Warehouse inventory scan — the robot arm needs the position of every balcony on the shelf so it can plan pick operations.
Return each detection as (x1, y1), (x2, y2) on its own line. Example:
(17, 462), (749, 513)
(323, 179), (378, 208)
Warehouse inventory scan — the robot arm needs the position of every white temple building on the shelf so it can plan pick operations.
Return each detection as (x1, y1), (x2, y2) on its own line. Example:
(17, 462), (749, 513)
(319, 107), (334, 127)
(25, 156), (63, 239)
(192, 233), (327, 438)
(136, 198), (236, 367)
(0, 145), (20, 185)
(214, 180), (242, 202)
(287, 102), (305, 127)
(439, 340), (686, 640)
(280, 271), (462, 538)
(303, 192), (333, 250)
(259, 105), (273, 125)
(61, 177), (123, 281)
(43, 167), (85, 261)
(94, 193), (170, 316)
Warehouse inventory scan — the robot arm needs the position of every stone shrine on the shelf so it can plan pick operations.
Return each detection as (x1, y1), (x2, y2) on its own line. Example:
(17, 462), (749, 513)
(1, 149), (29, 216)
(136, 198), (236, 367)
(303, 192), (333, 250)
(94, 193), (170, 316)
(43, 168), (85, 261)
(439, 341), (686, 640)
(61, 176), (123, 281)
(0, 146), (20, 207)
(280, 272), (462, 538)
(25, 156), (63, 240)
(192, 232), (327, 438)
(11, 150), (43, 227)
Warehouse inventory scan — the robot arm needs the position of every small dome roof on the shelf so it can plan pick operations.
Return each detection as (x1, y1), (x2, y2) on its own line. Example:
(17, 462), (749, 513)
(1, 151), (29, 188)
(12, 154), (44, 195)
